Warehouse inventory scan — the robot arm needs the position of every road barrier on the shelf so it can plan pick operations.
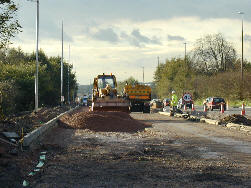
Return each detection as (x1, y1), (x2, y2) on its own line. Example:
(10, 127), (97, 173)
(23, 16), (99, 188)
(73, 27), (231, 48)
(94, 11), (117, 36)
(184, 104), (187, 111)
(221, 103), (224, 114)
(226, 101), (229, 111)
(192, 103), (195, 111)
(241, 103), (246, 116)
(203, 104), (207, 112)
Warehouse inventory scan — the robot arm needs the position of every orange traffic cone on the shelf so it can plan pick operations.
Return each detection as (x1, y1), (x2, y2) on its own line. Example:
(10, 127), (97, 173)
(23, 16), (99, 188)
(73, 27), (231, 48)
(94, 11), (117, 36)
(221, 103), (224, 114)
(192, 103), (195, 111)
(241, 103), (246, 116)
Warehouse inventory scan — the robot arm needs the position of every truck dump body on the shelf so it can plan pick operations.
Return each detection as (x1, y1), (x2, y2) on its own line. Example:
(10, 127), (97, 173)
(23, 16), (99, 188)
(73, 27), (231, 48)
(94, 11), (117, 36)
(124, 84), (151, 113)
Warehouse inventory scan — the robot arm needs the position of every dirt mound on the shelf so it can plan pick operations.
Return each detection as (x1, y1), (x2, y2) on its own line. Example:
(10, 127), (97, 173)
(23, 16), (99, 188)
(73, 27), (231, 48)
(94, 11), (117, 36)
(59, 108), (150, 132)
(220, 114), (251, 126)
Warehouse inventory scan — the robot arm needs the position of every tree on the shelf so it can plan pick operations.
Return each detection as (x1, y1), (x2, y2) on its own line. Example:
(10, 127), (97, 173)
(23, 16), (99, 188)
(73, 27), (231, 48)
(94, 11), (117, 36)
(153, 58), (195, 99)
(191, 33), (236, 74)
(0, 0), (21, 48)
(117, 77), (139, 94)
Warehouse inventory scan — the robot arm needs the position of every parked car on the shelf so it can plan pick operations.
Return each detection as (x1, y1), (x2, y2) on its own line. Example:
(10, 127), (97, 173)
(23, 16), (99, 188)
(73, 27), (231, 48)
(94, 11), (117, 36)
(163, 98), (170, 107)
(178, 98), (192, 109)
(204, 97), (226, 111)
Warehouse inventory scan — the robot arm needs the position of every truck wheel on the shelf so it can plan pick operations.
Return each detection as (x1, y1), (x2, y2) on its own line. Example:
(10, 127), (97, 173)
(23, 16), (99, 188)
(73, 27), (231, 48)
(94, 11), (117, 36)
(143, 106), (150, 113)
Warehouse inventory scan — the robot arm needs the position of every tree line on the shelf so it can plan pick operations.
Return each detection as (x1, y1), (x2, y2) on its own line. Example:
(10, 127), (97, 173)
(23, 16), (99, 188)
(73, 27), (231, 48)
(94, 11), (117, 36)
(154, 33), (251, 102)
(0, 1), (77, 119)
(0, 48), (77, 119)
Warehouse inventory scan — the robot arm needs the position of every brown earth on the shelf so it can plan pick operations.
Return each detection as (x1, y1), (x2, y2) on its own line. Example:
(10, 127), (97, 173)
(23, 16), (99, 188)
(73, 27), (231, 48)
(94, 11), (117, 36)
(58, 108), (151, 132)
(0, 106), (71, 188)
(220, 114), (251, 126)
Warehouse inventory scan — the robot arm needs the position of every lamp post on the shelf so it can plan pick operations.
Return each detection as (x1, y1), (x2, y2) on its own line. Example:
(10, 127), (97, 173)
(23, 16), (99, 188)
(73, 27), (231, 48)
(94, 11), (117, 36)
(142, 66), (144, 84)
(68, 44), (70, 105)
(27, 0), (39, 112)
(61, 21), (64, 105)
(184, 42), (187, 65)
(237, 11), (244, 99)
(157, 56), (160, 68)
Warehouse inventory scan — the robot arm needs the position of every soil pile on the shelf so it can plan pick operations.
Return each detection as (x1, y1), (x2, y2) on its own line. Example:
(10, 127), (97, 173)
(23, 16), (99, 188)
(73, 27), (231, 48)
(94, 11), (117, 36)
(0, 106), (71, 188)
(0, 106), (70, 135)
(59, 108), (150, 132)
(220, 114), (251, 126)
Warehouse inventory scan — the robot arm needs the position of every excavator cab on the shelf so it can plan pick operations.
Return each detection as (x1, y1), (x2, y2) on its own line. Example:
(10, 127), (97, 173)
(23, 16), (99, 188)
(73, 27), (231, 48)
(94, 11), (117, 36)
(91, 74), (129, 112)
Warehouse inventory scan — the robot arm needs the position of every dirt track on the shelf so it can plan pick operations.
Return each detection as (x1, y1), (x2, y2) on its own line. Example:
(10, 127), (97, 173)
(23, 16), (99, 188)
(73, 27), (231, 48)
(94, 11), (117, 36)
(20, 106), (250, 188)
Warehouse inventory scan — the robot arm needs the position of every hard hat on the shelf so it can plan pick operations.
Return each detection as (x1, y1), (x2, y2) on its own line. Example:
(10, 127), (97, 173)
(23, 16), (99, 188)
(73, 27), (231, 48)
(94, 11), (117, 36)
(172, 90), (175, 94)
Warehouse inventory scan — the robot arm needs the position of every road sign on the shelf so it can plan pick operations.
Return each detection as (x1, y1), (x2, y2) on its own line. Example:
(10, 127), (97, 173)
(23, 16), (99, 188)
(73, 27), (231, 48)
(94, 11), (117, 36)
(183, 93), (192, 102)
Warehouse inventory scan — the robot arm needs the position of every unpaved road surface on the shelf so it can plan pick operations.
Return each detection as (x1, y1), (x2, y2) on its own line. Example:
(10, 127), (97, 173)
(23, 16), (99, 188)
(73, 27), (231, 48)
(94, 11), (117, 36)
(29, 107), (251, 187)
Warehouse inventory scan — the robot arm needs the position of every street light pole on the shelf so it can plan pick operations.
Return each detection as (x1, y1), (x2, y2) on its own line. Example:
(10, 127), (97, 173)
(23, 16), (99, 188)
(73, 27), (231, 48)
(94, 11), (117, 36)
(61, 21), (64, 105)
(184, 42), (187, 65)
(157, 56), (160, 68)
(68, 44), (70, 105)
(142, 66), (144, 84)
(28, 0), (39, 111)
(237, 11), (244, 98)
(35, 0), (39, 112)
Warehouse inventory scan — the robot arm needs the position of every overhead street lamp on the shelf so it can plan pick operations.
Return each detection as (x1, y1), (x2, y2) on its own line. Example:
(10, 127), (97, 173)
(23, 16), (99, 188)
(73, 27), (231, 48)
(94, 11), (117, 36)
(27, 0), (39, 112)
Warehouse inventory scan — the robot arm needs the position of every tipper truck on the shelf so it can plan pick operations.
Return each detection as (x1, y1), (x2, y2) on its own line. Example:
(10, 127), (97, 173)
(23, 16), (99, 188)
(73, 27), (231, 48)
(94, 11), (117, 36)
(123, 84), (151, 113)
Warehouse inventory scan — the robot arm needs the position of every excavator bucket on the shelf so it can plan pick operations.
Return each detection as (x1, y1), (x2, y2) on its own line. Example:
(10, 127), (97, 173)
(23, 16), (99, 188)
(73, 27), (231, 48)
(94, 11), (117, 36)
(91, 97), (130, 113)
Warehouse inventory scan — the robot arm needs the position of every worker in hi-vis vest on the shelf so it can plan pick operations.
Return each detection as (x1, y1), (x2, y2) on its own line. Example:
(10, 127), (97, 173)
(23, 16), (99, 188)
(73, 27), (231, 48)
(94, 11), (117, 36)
(171, 90), (178, 114)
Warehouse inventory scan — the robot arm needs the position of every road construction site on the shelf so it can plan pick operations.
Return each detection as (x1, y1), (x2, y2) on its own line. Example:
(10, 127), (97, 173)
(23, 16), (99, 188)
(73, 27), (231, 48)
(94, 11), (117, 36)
(1, 106), (250, 187)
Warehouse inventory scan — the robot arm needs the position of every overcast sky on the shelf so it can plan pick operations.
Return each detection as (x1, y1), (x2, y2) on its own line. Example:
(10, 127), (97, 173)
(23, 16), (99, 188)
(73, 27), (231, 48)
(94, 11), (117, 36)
(12, 0), (251, 84)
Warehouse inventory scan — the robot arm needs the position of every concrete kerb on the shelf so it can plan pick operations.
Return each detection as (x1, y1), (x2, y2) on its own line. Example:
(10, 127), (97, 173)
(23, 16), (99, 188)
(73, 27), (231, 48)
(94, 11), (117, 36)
(158, 112), (251, 134)
(200, 118), (220, 125)
(159, 112), (171, 116)
(23, 106), (80, 147)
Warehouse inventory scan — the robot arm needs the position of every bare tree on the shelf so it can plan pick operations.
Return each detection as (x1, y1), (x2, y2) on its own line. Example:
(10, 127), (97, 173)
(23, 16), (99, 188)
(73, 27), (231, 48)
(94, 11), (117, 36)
(191, 33), (236, 74)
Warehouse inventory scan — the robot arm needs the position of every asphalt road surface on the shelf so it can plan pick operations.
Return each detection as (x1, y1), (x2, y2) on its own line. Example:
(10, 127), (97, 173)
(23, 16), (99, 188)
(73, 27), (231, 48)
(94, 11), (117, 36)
(30, 110), (250, 187)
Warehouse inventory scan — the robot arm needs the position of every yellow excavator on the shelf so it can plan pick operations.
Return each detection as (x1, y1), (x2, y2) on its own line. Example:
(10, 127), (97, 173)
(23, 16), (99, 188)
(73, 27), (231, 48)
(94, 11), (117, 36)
(91, 73), (130, 112)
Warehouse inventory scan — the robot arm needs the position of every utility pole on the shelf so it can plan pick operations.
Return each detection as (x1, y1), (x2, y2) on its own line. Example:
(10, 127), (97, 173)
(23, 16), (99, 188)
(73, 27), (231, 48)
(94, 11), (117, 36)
(68, 44), (70, 105)
(61, 21), (64, 105)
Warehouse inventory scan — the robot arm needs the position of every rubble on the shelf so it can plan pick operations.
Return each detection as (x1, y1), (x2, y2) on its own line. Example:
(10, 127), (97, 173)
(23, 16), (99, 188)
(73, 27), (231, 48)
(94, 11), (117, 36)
(59, 108), (151, 132)
(220, 114), (251, 126)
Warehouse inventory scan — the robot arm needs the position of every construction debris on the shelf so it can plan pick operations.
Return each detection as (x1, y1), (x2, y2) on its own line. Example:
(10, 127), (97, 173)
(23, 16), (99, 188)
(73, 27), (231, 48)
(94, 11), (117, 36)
(220, 114), (251, 126)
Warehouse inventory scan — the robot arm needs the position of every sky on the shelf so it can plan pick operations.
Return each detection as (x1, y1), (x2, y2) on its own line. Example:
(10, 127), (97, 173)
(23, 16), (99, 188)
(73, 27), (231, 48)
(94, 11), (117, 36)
(11, 0), (251, 84)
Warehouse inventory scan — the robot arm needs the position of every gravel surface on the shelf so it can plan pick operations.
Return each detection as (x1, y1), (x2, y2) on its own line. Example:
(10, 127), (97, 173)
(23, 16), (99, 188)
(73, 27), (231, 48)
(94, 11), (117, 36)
(23, 108), (251, 187)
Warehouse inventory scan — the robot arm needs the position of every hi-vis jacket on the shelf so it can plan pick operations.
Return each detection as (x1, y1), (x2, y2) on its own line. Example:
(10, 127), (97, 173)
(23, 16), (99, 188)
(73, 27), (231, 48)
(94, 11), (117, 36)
(171, 94), (178, 106)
